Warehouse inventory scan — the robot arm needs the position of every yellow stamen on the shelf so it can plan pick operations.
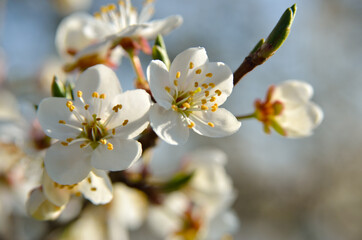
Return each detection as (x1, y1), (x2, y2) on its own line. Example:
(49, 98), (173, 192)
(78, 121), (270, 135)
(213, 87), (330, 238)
(92, 92), (99, 98)
(188, 122), (195, 128)
(69, 105), (75, 112)
(201, 99), (207, 104)
(66, 138), (74, 143)
(61, 142), (68, 146)
(206, 73), (213, 78)
(202, 83), (208, 89)
(210, 96), (216, 102)
(189, 62), (194, 69)
(209, 83), (216, 88)
(82, 122), (88, 126)
(201, 105), (208, 110)
(208, 122), (215, 127)
(194, 82), (199, 87)
(94, 12), (101, 19)
(182, 102), (191, 109)
(100, 93), (106, 99)
(80, 143), (88, 148)
(176, 71), (181, 79)
(91, 187), (97, 191)
(59, 120), (66, 124)
(107, 143), (113, 150)
(172, 105), (178, 111)
(205, 91), (210, 97)
(215, 90), (222, 96)
(77, 91), (83, 98)
(99, 139), (107, 145)
(84, 104), (89, 110)
(211, 104), (218, 112)
(75, 192), (81, 197)
(108, 4), (116, 10)
(196, 69), (202, 74)
(174, 80), (178, 86)
(66, 101), (73, 108)
(87, 177), (92, 183)
(100, 6), (108, 13)
(122, 120), (129, 126)
(53, 182), (59, 188)
(165, 86), (171, 92)
(112, 128), (116, 135)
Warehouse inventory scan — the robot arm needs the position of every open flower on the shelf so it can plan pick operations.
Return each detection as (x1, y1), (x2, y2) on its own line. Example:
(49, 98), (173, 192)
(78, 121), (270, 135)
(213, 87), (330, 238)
(56, 0), (182, 71)
(37, 64), (151, 185)
(147, 47), (241, 145)
(254, 80), (323, 137)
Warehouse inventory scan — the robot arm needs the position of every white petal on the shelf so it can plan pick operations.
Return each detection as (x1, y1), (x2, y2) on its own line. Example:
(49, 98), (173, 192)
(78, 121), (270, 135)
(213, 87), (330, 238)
(277, 102), (323, 138)
(136, 15), (183, 40)
(91, 138), (141, 171)
(200, 62), (233, 106)
(149, 104), (189, 145)
(42, 170), (71, 206)
(26, 187), (65, 221)
(55, 12), (110, 59)
(190, 108), (241, 137)
(272, 80), (314, 104)
(169, 47), (209, 90)
(79, 170), (113, 205)
(107, 90), (151, 139)
(44, 141), (92, 185)
(37, 97), (82, 141)
(147, 60), (172, 109)
(74, 64), (122, 105)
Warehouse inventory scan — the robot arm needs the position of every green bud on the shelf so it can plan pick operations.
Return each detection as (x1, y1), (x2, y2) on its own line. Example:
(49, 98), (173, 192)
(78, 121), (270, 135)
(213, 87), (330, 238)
(65, 82), (75, 100)
(51, 76), (66, 98)
(160, 171), (194, 193)
(152, 35), (170, 69)
(260, 4), (297, 58)
(250, 38), (265, 55)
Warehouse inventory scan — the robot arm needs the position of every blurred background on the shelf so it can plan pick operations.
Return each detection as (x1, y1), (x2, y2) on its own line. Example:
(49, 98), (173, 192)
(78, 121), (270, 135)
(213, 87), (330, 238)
(1, 0), (362, 239)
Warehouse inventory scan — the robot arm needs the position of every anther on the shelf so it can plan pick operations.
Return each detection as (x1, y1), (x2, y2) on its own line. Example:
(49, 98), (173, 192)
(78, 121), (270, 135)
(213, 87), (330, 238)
(188, 122), (195, 128)
(211, 104), (218, 112)
(59, 120), (66, 124)
(100, 139), (107, 145)
(96, 117), (101, 121)
(80, 143), (88, 148)
(87, 177), (92, 183)
(84, 104), (89, 110)
(206, 73), (213, 78)
(196, 69), (202, 74)
(61, 142), (69, 146)
(75, 192), (81, 197)
(201, 99), (207, 104)
(210, 96), (216, 102)
(100, 6), (108, 13)
(91, 187), (97, 191)
(194, 82), (199, 87)
(201, 105), (208, 110)
(215, 90), (222, 96)
(92, 92), (99, 98)
(112, 128), (116, 135)
(174, 80), (178, 86)
(165, 86), (171, 93)
(182, 103), (191, 109)
(100, 93), (106, 99)
(189, 62), (194, 69)
(107, 143), (113, 150)
(94, 12), (101, 18)
(122, 120), (129, 126)
(77, 91), (83, 98)
(209, 83), (216, 88)
(66, 101), (73, 108)
(69, 105), (75, 112)
(202, 83), (208, 89)
(172, 105), (178, 111)
(108, 4), (116, 10)
(205, 91), (210, 97)
(208, 122), (215, 127)
(66, 138), (74, 143)
(82, 122), (88, 126)
(176, 71), (181, 79)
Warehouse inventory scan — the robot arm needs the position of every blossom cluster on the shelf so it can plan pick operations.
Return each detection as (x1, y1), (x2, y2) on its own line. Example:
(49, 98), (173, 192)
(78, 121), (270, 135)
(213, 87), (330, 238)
(0, 1), (323, 240)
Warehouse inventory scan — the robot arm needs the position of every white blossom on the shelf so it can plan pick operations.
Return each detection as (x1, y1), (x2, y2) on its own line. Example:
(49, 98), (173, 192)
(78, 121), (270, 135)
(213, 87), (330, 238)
(147, 47), (241, 145)
(37, 64), (151, 185)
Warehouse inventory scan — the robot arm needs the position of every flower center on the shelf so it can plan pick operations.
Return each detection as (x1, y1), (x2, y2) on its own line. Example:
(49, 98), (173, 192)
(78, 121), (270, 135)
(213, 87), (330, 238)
(58, 91), (129, 151)
(163, 64), (222, 128)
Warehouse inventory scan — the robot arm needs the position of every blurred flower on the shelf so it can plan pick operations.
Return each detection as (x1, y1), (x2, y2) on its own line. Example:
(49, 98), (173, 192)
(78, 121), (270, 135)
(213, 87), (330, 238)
(254, 80), (323, 137)
(51, 0), (92, 16)
(147, 47), (241, 145)
(37, 65), (151, 184)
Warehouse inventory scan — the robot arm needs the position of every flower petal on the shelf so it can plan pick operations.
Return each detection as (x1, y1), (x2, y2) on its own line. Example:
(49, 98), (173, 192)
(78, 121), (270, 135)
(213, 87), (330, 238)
(137, 15), (183, 40)
(200, 62), (233, 106)
(44, 141), (92, 185)
(272, 80), (314, 104)
(147, 60), (172, 109)
(55, 12), (110, 59)
(277, 102), (323, 137)
(149, 104), (189, 145)
(91, 138), (141, 171)
(169, 47), (209, 90)
(37, 97), (82, 141)
(79, 170), (113, 205)
(42, 170), (71, 206)
(190, 108), (241, 138)
(107, 89), (151, 139)
(74, 64), (122, 105)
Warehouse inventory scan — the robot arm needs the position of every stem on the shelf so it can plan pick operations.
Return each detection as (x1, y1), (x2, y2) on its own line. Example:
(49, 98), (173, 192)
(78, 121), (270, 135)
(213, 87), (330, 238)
(233, 52), (267, 86)
(128, 53), (150, 91)
(236, 113), (256, 120)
